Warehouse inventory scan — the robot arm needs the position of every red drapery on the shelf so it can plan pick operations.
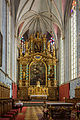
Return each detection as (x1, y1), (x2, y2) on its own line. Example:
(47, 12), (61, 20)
(59, 83), (70, 101)
(12, 83), (17, 99)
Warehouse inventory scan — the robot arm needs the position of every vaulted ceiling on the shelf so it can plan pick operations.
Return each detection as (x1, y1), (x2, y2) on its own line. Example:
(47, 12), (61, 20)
(15, 0), (67, 40)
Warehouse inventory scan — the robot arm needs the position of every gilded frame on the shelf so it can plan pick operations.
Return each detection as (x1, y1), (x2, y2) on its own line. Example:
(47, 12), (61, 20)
(29, 59), (47, 87)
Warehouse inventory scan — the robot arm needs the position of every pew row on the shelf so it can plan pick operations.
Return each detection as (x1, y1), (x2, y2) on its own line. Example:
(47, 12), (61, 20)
(46, 102), (74, 120)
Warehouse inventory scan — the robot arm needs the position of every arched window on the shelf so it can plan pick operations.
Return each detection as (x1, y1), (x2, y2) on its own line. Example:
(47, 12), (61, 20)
(71, 0), (77, 79)
(60, 37), (64, 84)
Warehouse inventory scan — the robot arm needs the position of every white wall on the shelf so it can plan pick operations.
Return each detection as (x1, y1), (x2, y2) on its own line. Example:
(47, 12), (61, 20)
(0, 0), (17, 84)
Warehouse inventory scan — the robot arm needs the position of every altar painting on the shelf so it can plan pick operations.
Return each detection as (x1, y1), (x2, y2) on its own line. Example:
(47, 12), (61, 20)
(30, 61), (46, 85)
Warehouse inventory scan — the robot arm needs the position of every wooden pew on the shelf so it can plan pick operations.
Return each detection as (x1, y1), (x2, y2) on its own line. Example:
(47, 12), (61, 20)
(46, 102), (74, 120)
(0, 82), (10, 99)
(65, 98), (80, 104)
(0, 81), (12, 116)
(0, 99), (12, 116)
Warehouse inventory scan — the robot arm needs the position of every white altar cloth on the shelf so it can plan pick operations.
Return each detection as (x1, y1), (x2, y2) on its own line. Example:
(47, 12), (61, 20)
(30, 95), (47, 99)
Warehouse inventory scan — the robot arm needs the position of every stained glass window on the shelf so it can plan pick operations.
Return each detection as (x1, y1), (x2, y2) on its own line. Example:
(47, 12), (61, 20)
(60, 38), (64, 84)
(71, 0), (77, 79)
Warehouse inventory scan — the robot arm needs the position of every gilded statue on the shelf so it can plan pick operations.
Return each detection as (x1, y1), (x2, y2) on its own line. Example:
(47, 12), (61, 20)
(33, 32), (42, 52)
(20, 49), (22, 56)
(23, 72), (25, 78)
(37, 81), (40, 87)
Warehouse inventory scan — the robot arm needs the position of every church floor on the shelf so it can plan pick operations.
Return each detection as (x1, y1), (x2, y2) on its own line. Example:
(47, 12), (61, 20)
(15, 105), (78, 120)
(25, 106), (43, 120)
(16, 106), (43, 120)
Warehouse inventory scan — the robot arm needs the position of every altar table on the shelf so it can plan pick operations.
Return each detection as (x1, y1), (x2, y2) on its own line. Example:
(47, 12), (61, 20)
(30, 95), (47, 100)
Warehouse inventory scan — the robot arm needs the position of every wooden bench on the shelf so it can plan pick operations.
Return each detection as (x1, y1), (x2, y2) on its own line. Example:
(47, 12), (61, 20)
(46, 102), (74, 120)
(0, 99), (12, 116)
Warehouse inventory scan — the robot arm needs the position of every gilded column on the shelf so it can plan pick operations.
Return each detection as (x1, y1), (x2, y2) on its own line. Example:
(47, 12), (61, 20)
(19, 63), (22, 87)
(30, 35), (33, 53)
(53, 44), (57, 86)
(20, 48), (22, 57)
(43, 34), (46, 53)
(47, 42), (52, 57)
(54, 64), (57, 87)
(48, 64), (51, 87)
(48, 42), (50, 53)
(53, 44), (55, 57)
(25, 41), (29, 56)
(48, 65), (50, 80)
(25, 64), (29, 86)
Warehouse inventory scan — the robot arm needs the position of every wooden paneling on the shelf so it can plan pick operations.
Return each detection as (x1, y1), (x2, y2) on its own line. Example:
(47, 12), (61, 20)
(75, 87), (80, 98)
(47, 103), (73, 120)
(0, 82), (11, 116)
(0, 99), (12, 116)
(48, 87), (58, 100)
(0, 82), (10, 99)
(18, 87), (28, 100)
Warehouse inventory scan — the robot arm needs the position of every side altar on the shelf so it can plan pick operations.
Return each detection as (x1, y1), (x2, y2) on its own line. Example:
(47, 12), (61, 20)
(17, 32), (58, 100)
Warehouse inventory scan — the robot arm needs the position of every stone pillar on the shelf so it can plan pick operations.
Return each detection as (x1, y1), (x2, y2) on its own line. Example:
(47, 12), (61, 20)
(9, 8), (12, 78)
(7, 2), (11, 76)
(5, 2), (7, 73)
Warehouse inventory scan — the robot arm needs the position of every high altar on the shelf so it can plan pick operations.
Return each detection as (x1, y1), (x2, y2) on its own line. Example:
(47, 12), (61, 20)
(18, 32), (58, 100)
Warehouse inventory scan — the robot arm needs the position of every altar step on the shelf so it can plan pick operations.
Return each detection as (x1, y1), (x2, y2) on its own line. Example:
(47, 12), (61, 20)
(31, 99), (48, 102)
(23, 101), (44, 106)
(23, 100), (48, 106)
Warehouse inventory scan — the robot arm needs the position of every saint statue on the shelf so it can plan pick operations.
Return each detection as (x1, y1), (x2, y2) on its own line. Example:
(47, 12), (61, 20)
(37, 81), (40, 87)
(23, 72), (25, 78)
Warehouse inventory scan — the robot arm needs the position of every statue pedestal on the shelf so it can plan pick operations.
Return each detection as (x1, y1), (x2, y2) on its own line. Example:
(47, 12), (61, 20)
(75, 87), (80, 98)
(18, 87), (28, 100)
(48, 87), (58, 101)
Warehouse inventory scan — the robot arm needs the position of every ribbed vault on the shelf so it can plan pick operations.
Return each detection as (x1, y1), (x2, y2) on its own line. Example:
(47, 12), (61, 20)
(15, 0), (67, 40)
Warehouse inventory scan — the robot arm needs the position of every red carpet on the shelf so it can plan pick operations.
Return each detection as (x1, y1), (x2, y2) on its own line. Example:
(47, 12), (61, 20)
(21, 107), (27, 113)
(15, 107), (27, 120)
(15, 115), (25, 120)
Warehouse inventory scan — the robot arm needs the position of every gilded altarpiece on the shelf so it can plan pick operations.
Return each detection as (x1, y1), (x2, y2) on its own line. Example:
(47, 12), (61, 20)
(18, 32), (58, 100)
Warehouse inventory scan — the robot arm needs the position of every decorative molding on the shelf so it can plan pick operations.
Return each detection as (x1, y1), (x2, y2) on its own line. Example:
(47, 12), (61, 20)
(0, 68), (15, 83)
